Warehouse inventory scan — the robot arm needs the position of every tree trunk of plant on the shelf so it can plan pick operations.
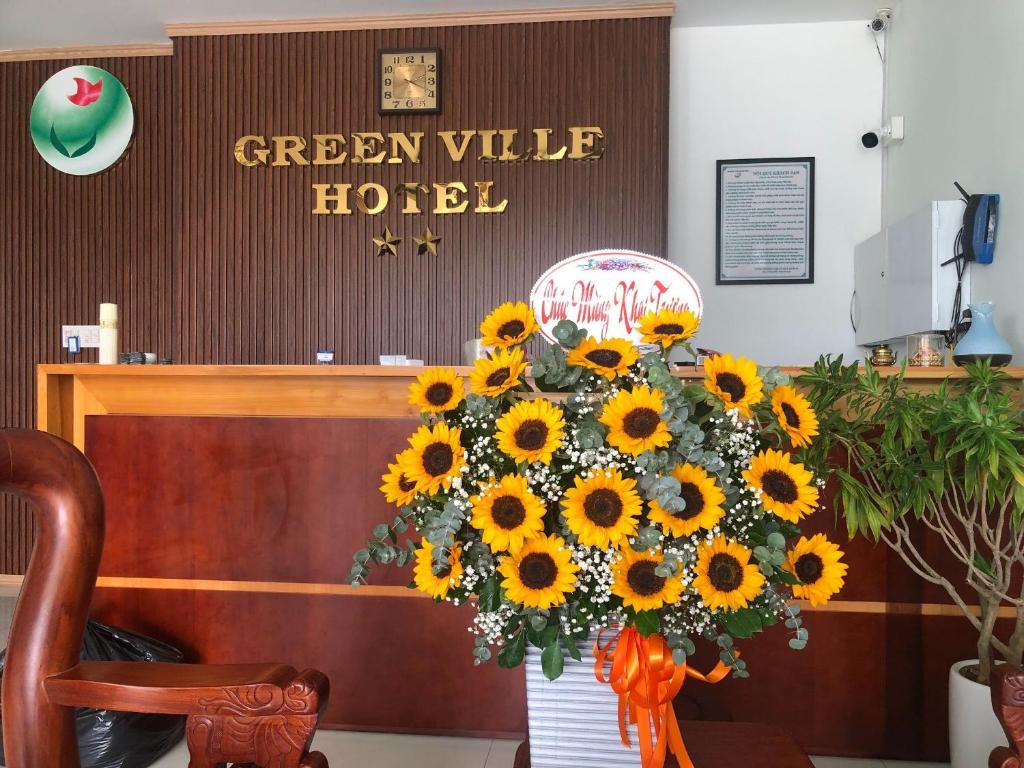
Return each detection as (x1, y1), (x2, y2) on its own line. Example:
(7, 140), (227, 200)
(1007, 606), (1024, 670)
(977, 591), (1000, 685)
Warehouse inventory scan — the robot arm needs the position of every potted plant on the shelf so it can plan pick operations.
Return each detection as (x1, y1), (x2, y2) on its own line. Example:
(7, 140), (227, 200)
(798, 358), (1024, 768)
(350, 301), (848, 768)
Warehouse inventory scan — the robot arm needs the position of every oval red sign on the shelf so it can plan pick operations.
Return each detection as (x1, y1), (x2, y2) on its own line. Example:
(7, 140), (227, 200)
(529, 250), (703, 342)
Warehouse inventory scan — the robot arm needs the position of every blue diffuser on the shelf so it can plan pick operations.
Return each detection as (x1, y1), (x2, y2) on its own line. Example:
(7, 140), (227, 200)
(953, 303), (1013, 367)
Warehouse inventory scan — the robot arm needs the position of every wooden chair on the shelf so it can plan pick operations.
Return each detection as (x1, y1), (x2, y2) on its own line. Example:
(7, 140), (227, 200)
(0, 428), (330, 768)
(991, 664), (1024, 768)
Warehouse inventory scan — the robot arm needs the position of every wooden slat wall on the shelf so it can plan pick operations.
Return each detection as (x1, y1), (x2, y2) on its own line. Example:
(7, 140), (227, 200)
(0, 18), (669, 571)
(174, 20), (669, 364)
(0, 56), (174, 573)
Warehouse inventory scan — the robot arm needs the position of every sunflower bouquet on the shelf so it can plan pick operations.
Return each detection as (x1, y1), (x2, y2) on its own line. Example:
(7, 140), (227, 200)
(351, 300), (846, 731)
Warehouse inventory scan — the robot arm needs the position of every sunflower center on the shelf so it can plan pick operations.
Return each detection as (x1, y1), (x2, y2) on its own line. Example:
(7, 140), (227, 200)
(514, 419), (549, 451)
(795, 553), (824, 584)
(653, 323), (684, 335)
(762, 469), (799, 503)
(626, 560), (666, 597)
(518, 552), (558, 590)
(715, 372), (747, 403)
(585, 349), (623, 368)
(491, 495), (527, 529)
(675, 482), (705, 520)
(708, 553), (743, 592)
(780, 402), (800, 428)
(583, 488), (623, 527)
(485, 367), (511, 388)
(398, 475), (416, 493)
(623, 407), (660, 439)
(422, 443), (454, 477)
(497, 320), (526, 339)
(425, 382), (454, 406)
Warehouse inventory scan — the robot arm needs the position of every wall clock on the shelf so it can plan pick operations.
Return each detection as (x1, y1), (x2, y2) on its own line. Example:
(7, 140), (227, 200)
(377, 48), (441, 114)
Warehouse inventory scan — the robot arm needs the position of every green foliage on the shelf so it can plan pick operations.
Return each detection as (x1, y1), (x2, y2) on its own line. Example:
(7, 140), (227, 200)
(634, 609), (662, 637)
(498, 631), (526, 668)
(720, 608), (763, 639)
(541, 640), (565, 680)
(798, 356), (1024, 538)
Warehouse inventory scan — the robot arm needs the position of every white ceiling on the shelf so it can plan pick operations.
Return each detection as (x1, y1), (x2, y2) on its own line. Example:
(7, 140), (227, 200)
(0, 0), (895, 52)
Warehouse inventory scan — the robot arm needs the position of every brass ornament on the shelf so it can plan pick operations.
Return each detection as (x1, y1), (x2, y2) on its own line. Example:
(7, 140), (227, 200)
(373, 227), (402, 257)
(413, 226), (442, 257)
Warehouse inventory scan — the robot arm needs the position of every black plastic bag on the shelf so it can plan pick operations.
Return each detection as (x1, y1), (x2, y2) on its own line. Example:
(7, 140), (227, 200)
(0, 620), (186, 768)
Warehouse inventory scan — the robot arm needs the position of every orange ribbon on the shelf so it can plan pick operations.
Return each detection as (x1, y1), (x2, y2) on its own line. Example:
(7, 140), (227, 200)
(593, 628), (732, 768)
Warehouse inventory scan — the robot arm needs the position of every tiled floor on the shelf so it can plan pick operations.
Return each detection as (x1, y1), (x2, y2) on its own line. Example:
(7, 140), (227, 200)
(146, 732), (949, 768)
(1, 595), (948, 768)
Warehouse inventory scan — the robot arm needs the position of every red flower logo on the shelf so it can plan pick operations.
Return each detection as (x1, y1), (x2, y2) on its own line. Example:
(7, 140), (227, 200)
(67, 77), (102, 106)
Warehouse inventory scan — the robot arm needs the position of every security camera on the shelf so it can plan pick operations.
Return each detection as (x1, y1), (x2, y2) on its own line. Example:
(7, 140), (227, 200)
(869, 8), (892, 32)
(861, 116), (904, 148)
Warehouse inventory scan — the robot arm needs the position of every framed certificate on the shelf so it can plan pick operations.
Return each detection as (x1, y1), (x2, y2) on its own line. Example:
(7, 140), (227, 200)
(716, 157), (815, 285)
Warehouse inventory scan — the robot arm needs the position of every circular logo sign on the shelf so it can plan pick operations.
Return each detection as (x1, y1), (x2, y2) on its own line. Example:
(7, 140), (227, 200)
(30, 66), (134, 175)
(529, 249), (703, 342)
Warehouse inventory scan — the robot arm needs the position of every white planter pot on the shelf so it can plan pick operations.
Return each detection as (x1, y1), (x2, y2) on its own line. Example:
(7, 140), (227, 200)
(948, 659), (1008, 768)
(526, 633), (644, 768)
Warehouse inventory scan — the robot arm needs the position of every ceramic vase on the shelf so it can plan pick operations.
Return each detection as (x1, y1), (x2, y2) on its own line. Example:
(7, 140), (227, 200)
(953, 303), (1013, 367)
(948, 660), (1007, 768)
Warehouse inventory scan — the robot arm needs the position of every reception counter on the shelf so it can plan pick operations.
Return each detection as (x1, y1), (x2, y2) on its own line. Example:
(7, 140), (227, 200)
(32, 363), (1024, 757)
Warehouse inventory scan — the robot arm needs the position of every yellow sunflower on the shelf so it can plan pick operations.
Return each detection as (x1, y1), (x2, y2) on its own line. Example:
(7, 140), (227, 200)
(379, 448), (419, 507)
(703, 354), (764, 418)
(742, 449), (819, 522)
(469, 347), (528, 397)
(647, 463), (726, 538)
(566, 337), (639, 380)
(408, 367), (465, 413)
(785, 534), (848, 607)
(600, 386), (673, 456)
(413, 539), (464, 599)
(399, 422), (467, 496)
(479, 301), (539, 348)
(692, 536), (765, 612)
(495, 398), (566, 465)
(498, 534), (579, 609)
(771, 385), (819, 448)
(470, 474), (547, 553)
(636, 308), (701, 348)
(611, 547), (686, 611)
(562, 468), (642, 548)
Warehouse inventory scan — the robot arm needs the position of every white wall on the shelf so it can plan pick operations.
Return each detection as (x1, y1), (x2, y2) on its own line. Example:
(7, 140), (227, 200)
(884, 0), (1024, 359)
(667, 21), (883, 366)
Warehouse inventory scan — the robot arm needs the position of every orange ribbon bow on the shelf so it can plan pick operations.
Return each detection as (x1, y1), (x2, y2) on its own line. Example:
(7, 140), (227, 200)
(594, 627), (732, 768)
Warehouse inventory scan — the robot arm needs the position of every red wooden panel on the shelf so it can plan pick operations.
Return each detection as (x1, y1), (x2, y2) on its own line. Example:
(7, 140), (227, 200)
(86, 415), (422, 585)
(91, 587), (528, 736)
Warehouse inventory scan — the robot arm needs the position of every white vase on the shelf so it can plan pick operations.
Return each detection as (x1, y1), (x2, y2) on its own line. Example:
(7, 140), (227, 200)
(525, 633), (645, 768)
(948, 659), (1008, 768)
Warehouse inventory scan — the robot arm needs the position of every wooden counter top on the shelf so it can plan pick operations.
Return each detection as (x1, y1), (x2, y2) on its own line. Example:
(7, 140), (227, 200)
(38, 362), (1024, 379)
(37, 363), (1024, 451)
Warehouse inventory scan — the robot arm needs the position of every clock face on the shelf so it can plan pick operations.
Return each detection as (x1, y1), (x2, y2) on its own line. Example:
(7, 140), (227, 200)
(378, 49), (441, 114)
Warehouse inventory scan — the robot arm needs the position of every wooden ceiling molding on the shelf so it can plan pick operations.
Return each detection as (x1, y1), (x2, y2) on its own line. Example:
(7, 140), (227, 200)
(164, 2), (674, 36)
(0, 42), (174, 63)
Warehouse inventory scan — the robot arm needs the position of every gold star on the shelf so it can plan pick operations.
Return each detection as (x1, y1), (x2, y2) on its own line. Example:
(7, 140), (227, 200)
(413, 225), (442, 256)
(373, 226), (401, 257)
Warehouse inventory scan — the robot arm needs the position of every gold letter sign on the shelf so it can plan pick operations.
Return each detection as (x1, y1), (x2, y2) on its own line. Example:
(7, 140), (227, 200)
(232, 127), (605, 216)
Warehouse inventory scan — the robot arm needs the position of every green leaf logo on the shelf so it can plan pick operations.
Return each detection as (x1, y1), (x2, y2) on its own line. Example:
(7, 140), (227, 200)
(30, 66), (134, 175)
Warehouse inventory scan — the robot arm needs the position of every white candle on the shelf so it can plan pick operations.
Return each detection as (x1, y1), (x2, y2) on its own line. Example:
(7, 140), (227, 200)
(99, 303), (118, 365)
